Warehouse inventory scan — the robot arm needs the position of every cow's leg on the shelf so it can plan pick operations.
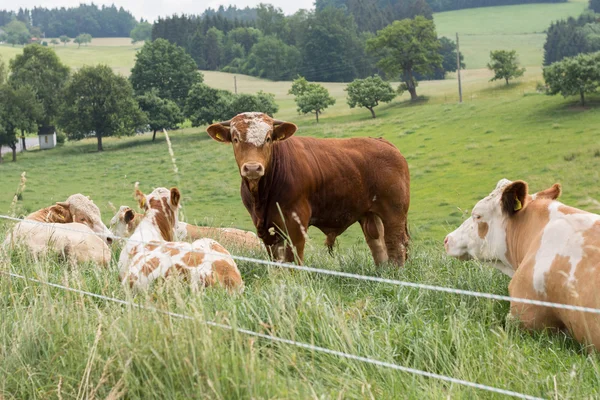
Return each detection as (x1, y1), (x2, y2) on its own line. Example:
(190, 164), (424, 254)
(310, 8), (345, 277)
(379, 211), (408, 267)
(508, 265), (563, 331)
(360, 213), (388, 265)
(324, 232), (337, 255)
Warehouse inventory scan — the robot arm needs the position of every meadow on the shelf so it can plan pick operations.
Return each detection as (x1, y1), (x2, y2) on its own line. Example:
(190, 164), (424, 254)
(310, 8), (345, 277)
(2, 62), (600, 398)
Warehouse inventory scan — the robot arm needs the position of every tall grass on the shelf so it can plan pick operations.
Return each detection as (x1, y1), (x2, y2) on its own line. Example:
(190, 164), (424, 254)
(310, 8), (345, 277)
(3, 241), (600, 399)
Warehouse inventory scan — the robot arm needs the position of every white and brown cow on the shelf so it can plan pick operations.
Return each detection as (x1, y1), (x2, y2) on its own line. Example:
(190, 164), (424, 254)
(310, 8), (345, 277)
(445, 178), (600, 350)
(26, 194), (114, 245)
(118, 187), (243, 292)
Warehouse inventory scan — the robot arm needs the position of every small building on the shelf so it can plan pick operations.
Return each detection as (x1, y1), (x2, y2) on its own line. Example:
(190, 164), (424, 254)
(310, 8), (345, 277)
(38, 126), (57, 150)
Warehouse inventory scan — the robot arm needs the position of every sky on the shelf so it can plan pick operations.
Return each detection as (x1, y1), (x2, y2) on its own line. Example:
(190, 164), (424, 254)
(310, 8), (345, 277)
(5, 0), (315, 22)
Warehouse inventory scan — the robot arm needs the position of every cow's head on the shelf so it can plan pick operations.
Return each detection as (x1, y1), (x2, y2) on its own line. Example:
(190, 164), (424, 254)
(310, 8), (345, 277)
(56, 194), (114, 245)
(135, 185), (181, 242)
(207, 112), (297, 190)
(109, 206), (140, 239)
(444, 179), (561, 266)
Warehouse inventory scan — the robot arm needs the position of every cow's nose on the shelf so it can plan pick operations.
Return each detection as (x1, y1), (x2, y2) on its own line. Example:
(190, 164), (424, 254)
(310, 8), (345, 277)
(443, 236), (450, 250)
(106, 237), (114, 245)
(241, 163), (265, 179)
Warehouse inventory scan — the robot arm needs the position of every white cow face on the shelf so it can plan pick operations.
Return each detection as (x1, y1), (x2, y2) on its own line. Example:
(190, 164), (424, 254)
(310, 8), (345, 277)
(445, 179), (521, 264)
(109, 206), (137, 239)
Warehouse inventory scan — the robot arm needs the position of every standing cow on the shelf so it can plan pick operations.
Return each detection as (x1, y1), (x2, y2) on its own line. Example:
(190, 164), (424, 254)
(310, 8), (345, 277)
(207, 112), (410, 266)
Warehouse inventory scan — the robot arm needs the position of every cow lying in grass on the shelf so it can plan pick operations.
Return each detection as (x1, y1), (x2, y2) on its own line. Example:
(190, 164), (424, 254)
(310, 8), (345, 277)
(26, 194), (114, 245)
(3, 194), (113, 266)
(118, 186), (243, 292)
(445, 179), (600, 350)
(5, 221), (111, 267)
(109, 205), (262, 252)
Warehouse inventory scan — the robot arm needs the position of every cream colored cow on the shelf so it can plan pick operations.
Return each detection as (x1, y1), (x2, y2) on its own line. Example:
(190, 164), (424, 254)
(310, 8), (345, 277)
(445, 179), (600, 350)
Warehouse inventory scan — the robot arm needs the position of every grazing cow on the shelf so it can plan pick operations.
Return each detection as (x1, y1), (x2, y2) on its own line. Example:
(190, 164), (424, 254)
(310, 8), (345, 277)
(118, 187), (243, 292)
(207, 112), (410, 265)
(109, 205), (262, 251)
(26, 194), (114, 245)
(445, 179), (600, 350)
(5, 221), (111, 267)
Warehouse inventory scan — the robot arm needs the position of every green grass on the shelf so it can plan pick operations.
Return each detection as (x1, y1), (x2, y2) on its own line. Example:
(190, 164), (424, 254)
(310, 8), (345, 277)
(434, 0), (588, 68)
(2, 46), (600, 400)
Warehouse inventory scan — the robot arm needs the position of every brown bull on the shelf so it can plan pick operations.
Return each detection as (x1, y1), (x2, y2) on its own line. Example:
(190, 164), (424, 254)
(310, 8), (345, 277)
(207, 112), (410, 266)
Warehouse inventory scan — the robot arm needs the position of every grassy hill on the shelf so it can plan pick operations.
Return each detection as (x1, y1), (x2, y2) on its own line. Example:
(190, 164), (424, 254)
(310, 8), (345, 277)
(434, 0), (588, 68)
(2, 69), (600, 398)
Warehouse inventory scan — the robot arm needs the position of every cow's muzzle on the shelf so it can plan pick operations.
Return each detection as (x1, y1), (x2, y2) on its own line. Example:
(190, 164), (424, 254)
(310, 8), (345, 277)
(241, 162), (265, 180)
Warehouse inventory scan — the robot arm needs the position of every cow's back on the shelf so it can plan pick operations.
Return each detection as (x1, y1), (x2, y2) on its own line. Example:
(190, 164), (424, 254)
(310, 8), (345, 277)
(279, 136), (409, 232)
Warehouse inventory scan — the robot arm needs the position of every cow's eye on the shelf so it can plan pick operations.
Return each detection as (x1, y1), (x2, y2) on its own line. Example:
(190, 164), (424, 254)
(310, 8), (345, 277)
(473, 214), (482, 220)
(266, 136), (271, 143)
(233, 137), (239, 144)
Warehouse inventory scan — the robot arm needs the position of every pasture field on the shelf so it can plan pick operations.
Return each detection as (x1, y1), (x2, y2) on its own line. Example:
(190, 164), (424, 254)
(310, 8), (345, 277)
(434, 0), (587, 68)
(2, 69), (600, 398)
(0, 38), (141, 76)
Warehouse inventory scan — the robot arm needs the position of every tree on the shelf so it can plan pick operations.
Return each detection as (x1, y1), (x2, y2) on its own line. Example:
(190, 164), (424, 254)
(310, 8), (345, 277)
(345, 75), (396, 118)
(229, 91), (279, 117)
(59, 35), (70, 46)
(50, 38), (59, 46)
(289, 76), (336, 123)
(591, 0), (600, 13)
(0, 55), (6, 85)
(241, 35), (301, 81)
(9, 44), (70, 132)
(130, 38), (202, 108)
(543, 51), (600, 106)
(130, 21), (152, 43)
(58, 64), (147, 151)
(74, 33), (92, 47)
(3, 20), (30, 46)
(137, 90), (184, 141)
(204, 27), (225, 70)
(487, 50), (526, 85)
(367, 17), (442, 101)
(184, 83), (234, 126)
(0, 84), (43, 162)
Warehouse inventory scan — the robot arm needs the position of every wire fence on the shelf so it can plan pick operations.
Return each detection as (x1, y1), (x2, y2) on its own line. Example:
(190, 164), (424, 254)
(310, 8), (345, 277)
(1, 212), (600, 398)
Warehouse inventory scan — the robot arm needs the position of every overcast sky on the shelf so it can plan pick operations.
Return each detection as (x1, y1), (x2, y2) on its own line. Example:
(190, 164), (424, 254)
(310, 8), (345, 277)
(6, 0), (314, 22)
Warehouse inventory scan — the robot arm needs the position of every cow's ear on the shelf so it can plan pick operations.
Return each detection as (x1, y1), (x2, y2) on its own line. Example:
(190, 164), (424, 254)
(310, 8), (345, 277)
(135, 188), (147, 210)
(273, 122), (297, 142)
(501, 180), (529, 216)
(535, 183), (561, 200)
(50, 203), (73, 222)
(123, 208), (135, 224)
(170, 187), (181, 208)
(207, 123), (232, 143)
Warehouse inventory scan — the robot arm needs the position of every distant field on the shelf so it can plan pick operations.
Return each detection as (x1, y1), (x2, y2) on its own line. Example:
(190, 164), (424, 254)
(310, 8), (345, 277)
(434, 0), (588, 68)
(0, 38), (140, 76)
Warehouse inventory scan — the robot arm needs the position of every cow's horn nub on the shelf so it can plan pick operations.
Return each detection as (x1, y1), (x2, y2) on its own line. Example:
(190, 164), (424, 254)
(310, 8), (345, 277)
(272, 119), (284, 125)
(218, 120), (231, 127)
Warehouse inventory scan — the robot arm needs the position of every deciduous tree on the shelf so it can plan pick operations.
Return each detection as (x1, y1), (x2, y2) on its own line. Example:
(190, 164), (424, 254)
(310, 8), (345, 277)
(137, 90), (184, 141)
(130, 21), (152, 44)
(289, 76), (335, 123)
(59, 35), (70, 46)
(0, 84), (43, 162)
(130, 38), (202, 107)
(345, 75), (396, 118)
(543, 51), (600, 106)
(59, 65), (146, 151)
(367, 17), (442, 101)
(487, 50), (526, 85)
(9, 44), (70, 132)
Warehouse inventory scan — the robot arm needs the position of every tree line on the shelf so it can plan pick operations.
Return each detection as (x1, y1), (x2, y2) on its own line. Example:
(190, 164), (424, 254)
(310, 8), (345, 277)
(152, 6), (464, 83)
(0, 4), (137, 38)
